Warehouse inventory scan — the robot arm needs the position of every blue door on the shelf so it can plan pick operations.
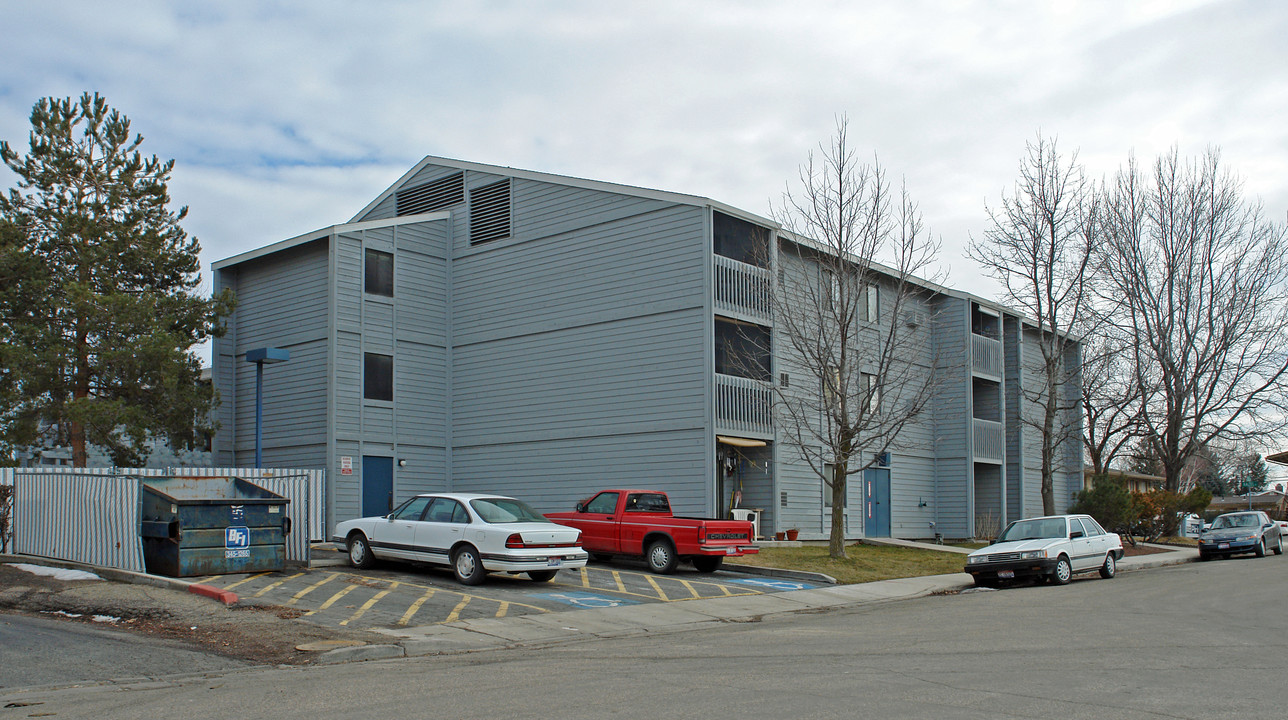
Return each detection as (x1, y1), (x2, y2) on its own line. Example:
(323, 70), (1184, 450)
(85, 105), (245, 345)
(865, 468), (891, 537)
(362, 456), (394, 517)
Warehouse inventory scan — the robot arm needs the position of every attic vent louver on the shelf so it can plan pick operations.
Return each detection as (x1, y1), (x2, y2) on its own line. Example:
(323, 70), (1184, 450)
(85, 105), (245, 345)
(469, 179), (511, 245)
(395, 172), (464, 216)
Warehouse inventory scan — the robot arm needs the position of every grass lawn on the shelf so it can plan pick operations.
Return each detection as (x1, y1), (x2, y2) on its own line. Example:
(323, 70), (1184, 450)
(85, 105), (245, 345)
(730, 542), (967, 585)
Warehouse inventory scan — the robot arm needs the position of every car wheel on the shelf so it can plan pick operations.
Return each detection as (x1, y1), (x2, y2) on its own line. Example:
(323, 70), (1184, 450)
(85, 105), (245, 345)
(973, 577), (999, 589)
(1199, 551), (1210, 561)
(590, 553), (613, 563)
(527, 570), (557, 582)
(452, 545), (486, 585)
(645, 538), (678, 574)
(1099, 552), (1116, 579)
(1052, 556), (1072, 585)
(1256, 538), (1267, 558)
(347, 533), (375, 569)
(693, 556), (723, 573)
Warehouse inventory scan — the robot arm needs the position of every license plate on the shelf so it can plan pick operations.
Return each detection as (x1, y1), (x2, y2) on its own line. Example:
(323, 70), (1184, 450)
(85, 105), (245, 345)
(1218, 543), (1229, 549)
(547, 557), (562, 567)
(725, 547), (737, 555)
(997, 570), (1015, 579)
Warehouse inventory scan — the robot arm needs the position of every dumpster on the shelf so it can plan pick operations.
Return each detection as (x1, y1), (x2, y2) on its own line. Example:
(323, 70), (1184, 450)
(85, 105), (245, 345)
(140, 476), (291, 577)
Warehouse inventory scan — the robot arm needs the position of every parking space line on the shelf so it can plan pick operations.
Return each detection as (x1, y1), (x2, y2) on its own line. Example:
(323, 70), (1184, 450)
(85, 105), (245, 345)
(398, 588), (436, 625)
(287, 572), (340, 605)
(676, 578), (701, 599)
(305, 582), (360, 615)
(444, 596), (471, 623)
(643, 575), (670, 601)
(221, 572), (271, 592)
(579, 568), (591, 588)
(611, 570), (627, 593)
(340, 582), (399, 626)
(496, 601), (509, 619)
(252, 572), (305, 598)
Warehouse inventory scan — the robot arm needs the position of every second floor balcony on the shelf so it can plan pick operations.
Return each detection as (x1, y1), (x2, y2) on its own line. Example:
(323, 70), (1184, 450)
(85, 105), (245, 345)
(715, 373), (773, 439)
(973, 418), (1004, 463)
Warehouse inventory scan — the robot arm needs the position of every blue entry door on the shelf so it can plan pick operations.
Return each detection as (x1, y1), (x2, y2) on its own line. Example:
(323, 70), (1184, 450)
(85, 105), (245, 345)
(362, 456), (394, 517)
(865, 468), (891, 537)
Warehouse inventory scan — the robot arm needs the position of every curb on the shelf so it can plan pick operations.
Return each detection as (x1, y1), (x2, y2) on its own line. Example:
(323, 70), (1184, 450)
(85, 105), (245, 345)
(188, 583), (239, 605)
(722, 562), (837, 585)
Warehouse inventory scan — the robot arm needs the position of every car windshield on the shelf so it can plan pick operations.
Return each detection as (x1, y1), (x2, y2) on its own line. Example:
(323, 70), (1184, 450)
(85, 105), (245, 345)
(1211, 514), (1258, 530)
(469, 498), (550, 524)
(997, 518), (1067, 542)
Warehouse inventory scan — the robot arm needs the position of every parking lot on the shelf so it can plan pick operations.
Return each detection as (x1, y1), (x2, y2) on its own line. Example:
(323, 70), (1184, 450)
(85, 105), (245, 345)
(188, 553), (818, 631)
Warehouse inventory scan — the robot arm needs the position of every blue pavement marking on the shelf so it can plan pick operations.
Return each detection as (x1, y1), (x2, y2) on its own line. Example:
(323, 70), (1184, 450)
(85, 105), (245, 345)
(532, 591), (642, 608)
(726, 577), (817, 591)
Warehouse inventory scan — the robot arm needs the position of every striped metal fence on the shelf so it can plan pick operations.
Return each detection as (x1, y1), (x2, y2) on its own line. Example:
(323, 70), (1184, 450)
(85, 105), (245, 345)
(0, 466), (325, 572)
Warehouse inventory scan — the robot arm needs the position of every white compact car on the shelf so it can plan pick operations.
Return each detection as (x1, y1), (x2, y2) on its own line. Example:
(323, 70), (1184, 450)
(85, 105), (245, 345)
(332, 493), (588, 585)
(964, 514), (1124, 588)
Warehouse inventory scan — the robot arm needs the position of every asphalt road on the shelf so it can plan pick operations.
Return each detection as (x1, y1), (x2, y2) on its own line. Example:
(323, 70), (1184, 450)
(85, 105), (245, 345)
(4, 554), (1283, 719)
(0, 614), (247, 690)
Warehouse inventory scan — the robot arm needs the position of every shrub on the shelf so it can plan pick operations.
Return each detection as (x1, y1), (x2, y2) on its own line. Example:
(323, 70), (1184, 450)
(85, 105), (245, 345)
(1070, 476), (1136, 537)
(1131, 487), (1212, 541)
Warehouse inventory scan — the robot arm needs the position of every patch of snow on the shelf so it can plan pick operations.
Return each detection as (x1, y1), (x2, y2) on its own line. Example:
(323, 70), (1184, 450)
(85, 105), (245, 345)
(48, 610), (83, 618)
(91, 615), (120, 623)
(6, 563), (102, 582)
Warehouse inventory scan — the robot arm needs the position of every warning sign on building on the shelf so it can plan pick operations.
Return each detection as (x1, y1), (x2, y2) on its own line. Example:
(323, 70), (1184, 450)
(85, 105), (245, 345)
(340, 456), (353, 475)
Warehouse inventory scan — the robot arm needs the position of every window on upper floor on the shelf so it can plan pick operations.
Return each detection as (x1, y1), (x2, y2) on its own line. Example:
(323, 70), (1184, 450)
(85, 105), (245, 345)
(365, 249), (393, 297)
(715, 317), (771, 381)
(714, 211), (770, 268)
(863, 372), (881, 414)
(972, 302), (1000, 339)
(364, 352), (393, 401)
(861, 283), (879, 323)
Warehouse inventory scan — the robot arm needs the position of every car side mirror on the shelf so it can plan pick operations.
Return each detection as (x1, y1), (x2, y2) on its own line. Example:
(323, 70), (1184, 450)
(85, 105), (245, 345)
(1070, 531), (1085, 539)
(575, 502), (585, 513)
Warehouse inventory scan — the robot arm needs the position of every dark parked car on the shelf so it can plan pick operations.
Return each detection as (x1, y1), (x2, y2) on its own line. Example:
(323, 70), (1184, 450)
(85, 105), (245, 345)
(1198, 511), (1283, 560)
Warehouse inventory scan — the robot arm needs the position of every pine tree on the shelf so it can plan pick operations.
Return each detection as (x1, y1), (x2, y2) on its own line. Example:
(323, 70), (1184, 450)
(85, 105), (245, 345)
(0, 93), (234, 466)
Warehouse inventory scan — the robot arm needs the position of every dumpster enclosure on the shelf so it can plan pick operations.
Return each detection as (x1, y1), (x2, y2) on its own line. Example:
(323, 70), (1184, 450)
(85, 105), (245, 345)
(141, 476), (291, 577)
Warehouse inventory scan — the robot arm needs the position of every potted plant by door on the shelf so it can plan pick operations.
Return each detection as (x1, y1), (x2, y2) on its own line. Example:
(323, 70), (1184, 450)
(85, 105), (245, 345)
(775, 531), (786, 541)
(785, 528), (800, 541)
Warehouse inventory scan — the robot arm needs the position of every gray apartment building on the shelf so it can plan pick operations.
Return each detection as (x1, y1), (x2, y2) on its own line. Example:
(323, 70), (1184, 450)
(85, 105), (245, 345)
(211, 156), (1083, 540)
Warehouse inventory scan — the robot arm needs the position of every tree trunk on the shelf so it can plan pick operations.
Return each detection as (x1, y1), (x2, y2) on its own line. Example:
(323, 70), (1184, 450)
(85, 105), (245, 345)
(72, 314), (89, 467)
(1041, 391), (1057, 515)
(829, 458), (848, 559)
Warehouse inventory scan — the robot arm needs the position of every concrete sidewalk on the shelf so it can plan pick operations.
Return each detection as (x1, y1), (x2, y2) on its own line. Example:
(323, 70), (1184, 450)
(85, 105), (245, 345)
(319, 542), (1200, 664)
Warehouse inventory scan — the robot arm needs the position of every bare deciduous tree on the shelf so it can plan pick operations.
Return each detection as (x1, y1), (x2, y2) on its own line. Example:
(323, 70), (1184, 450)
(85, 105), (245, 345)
(969, 134), (1096, 514)
(771, 118), (940, 558)
(1099, 147), (1288, 492)
(1081, 332), (1143, 476)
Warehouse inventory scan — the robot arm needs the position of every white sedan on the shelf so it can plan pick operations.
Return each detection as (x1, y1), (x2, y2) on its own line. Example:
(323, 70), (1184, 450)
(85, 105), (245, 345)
(964, 514), (1124, 587)
(332, 493), (588, 585)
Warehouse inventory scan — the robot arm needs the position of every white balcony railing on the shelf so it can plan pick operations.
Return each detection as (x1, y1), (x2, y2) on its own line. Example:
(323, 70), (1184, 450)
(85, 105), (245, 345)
(715, 373), (774, 438)
(714, 255), (772, 320)
(971, 334), (1002, 377)
(973, 418), (1004, 463)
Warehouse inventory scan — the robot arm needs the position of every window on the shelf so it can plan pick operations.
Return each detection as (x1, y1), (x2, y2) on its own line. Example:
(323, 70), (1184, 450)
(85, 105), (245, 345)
(365, 249), (393, 297)
(863, 373), (881, 414)
(823, 463), (847, 508)
(715, 317), (771, 380)
(392, 496), (431, 521)
(713, 211), (770, 267)
(585, 492), (619, 514)
(625, 493), (671, 513)
(861, 283), (879, 323)
(364, 352), (393, 401)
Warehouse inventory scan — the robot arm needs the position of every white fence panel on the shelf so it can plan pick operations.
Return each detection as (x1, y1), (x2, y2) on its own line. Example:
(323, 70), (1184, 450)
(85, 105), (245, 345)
(13, 471), (146, 573)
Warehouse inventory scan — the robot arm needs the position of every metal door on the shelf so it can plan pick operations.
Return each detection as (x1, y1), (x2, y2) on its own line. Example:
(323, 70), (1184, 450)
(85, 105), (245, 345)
(362, 456), (394, 518)
(864, 468), (891, 537)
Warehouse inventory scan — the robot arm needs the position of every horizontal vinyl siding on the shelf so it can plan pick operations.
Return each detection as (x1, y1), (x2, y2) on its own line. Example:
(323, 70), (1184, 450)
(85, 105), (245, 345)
(891, 454), (937, 538)
(453, 310), (708, 443)
(451, 430), (708, 515)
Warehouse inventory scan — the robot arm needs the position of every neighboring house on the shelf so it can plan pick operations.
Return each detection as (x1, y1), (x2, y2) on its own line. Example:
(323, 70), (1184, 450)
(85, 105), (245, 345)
(211, 156), (1083, 539)
(1082, 468), (1162, 495)
(1207, 491), (1288, 519)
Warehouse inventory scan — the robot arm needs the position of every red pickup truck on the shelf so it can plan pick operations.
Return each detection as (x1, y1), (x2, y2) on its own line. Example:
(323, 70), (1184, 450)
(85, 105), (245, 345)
(546, 489), (759, 574)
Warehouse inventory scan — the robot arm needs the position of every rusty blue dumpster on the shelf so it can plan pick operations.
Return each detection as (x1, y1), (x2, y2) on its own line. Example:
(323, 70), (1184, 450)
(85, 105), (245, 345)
(140, 476), (291, 577)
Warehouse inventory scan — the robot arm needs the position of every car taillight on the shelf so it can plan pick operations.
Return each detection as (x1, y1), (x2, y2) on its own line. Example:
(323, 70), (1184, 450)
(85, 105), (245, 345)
(505, 533), (525, 548)
(699, 526), (707, 543)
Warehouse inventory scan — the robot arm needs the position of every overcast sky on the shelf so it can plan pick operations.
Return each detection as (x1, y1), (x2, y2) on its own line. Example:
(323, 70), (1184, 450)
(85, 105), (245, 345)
(3, 0), (1286, 309)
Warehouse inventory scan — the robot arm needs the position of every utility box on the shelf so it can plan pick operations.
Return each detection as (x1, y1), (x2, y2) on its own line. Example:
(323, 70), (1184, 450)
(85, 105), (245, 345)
(140, 476), (291, 577)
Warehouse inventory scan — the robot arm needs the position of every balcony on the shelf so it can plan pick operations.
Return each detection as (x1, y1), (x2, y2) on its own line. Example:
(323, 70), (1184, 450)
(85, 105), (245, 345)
(973, 418), (1004, 463)
(715, 373), (773, 438)
(714, 255), (771, 321)
(971, 334), (1002, 378)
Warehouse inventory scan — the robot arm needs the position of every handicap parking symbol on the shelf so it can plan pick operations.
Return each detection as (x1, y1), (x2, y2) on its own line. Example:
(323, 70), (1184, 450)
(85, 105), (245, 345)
(727, 577), (815, 591)
(533, 592), (640, 608)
